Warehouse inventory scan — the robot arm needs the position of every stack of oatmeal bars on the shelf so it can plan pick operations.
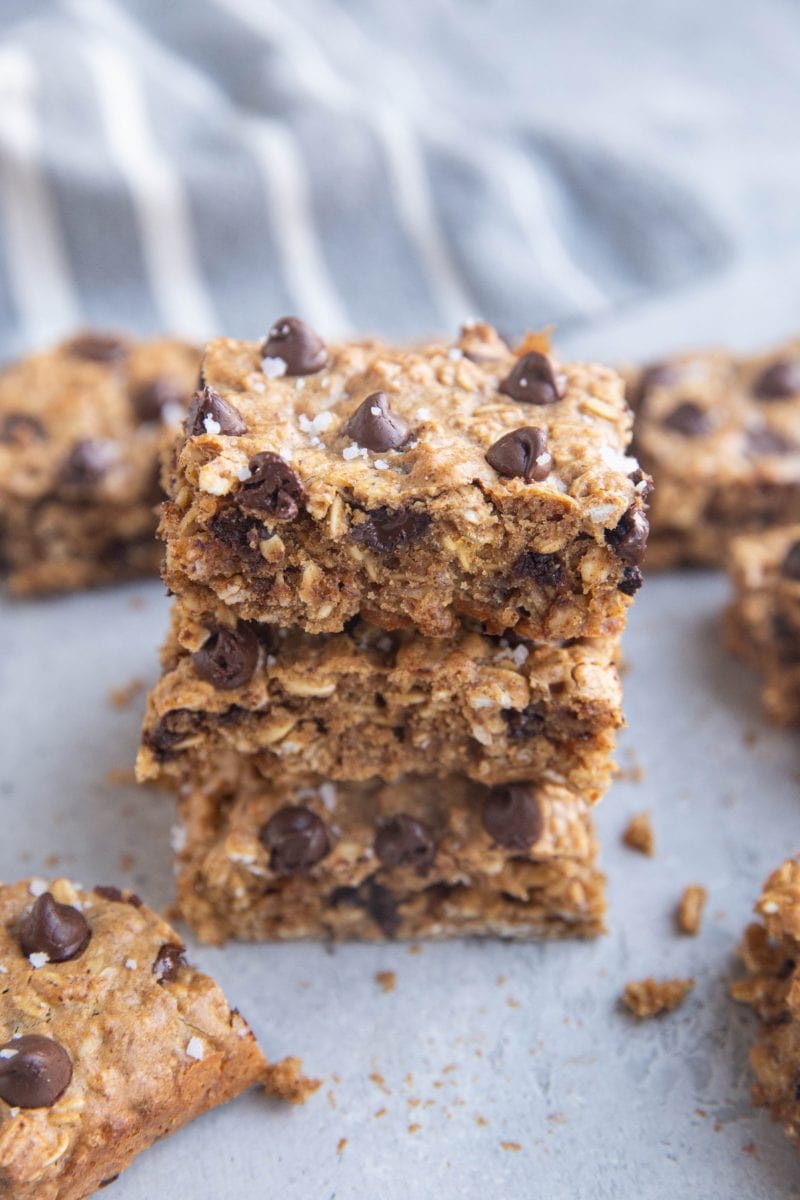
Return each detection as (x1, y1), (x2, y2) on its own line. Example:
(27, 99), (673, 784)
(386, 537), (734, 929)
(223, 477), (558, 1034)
(137, 317), (649, 944)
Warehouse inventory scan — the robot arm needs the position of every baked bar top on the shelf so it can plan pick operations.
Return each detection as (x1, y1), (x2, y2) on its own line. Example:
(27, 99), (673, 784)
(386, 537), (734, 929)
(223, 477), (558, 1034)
(0, 878), (266, 1200)
(162, 319), (647, 638)
(137, 602), (622, 794)
(627, 341), (800, 566)
(732, 858), (800, 1150)
(0, 331), (198, 505)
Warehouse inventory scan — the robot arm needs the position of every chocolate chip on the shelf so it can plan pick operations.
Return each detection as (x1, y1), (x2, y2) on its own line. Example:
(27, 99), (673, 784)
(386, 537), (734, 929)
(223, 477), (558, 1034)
(143, 710), (205, 762)
(131, 377), (186, 424)
(152, 942), (187, 983)
(261, 316), (328, 376)
(485, 426), (551, 482)
(618, 565), (644, 596)
(481, 785), (543, 850)
(186, 386), (246, 436)
(193, 624), (259, 690)
(374, 814), (435, 872)
(662, 401), (711, 436)
(365, 881), (400, 937)
(64, 333), (128, 363)
(503, 705), (545, 740)
(605, 505), (649, 566)
(746, 426), (794, 456)
(59, 438), (118, 490)
(351, 506), (431, 554)
(18, 892), (91, 963)
(781, 541), (800, 580)
(260, 806), (330, 874)
(207, 507), (264, 561)
(0, 412), (46, 445)
(499, 352), (563, 406)
(752, 359), (800, 400)
(630, 362), (681, 409)
(511, 551), (565, 587)
(238, 451), (304, 520)
(94, 885), (142, 907)
(0, 1035), (72, 1108)
(344, 392), (409, 452)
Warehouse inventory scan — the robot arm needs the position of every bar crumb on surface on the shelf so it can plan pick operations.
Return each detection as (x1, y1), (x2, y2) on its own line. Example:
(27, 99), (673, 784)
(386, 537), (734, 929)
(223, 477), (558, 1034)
(622, 977), (695, 1018)
(676, 885), (708, 935)
(375, 969), (397, 993)
(622, 812), (654, 856)
(108, 677), (146, 710)
(263, 1056), (321, 1105)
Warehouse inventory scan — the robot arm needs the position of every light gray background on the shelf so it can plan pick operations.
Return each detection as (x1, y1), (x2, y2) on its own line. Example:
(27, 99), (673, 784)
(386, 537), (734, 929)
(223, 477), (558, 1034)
(3, 254), (800, 1197)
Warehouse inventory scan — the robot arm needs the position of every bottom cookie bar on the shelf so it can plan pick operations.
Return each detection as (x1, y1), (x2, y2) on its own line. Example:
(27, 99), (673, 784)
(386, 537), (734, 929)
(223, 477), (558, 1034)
(0, 878), (270, 1200)
(725, 526), (800, 724)
(731, 857), (800, 1150)
(174, 765), (606, 943)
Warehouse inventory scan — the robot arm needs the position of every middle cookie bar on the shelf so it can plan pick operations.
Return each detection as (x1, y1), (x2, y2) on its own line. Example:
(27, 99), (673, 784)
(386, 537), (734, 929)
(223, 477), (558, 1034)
(137, 601), (623, 797)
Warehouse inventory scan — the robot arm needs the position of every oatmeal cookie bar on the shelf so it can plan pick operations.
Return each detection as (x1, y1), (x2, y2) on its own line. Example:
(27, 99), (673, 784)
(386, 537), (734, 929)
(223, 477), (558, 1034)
(627, 341), (800, 568)
(137, 600), (623, 796)
(0, 332), (198, 595)
(731, 857), (800, 1150)
(160, 318), (648, 640)
(0, 877), (268, 1200)
(725, 525), (800, 724)
(173, 763), (606, 943)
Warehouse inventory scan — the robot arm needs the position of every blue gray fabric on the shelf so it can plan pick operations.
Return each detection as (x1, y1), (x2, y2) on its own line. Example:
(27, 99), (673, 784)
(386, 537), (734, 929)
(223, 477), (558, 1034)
(0, 0), (797, 359)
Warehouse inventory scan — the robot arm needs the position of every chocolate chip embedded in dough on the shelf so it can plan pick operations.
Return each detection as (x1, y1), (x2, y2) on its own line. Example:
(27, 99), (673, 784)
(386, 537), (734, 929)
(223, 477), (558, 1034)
(630, 361), (682, 409)
(18, 892), (91, 963)
(374, 814), (435, 871)
(0, 412), (46, 445)
(481, 785), (544, 851)
(238, 451), (304, 520)
(351, 506), (431, 554)
(261, 316), (328, 376)
(185, 386), (247, 436)
(152, 942), (187, 983)
(605, 505), (649, 567)
(192, 624), (260, 690)
(131, 377), (187, 424)
(746, 426), (794, 456)
(485, 426), (551, 482)
(618, 565), (644, 596)
(260, 806), (330, 874)
(59, 438), (118, 489)
(662, 401), (712, 436)
(64, 333), (129, 363)
(752, 359), (800, 400)
(781, 541), (800, 581)
(345, 392), (409, 452)
(503, 705), (545, 740)
(94, 885), (143, 907)
(511, 551), (565, 587)
(498, 352), (563, 406)
(0, 1035), (73, 1108)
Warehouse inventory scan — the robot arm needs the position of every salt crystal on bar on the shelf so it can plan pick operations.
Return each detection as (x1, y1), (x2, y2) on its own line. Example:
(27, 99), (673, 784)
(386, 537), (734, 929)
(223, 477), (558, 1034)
(374, 459), (389, 470)
(170, 824), (187, 854)
(0, 965), (7, 974)
(29, 952), (49, 969)
(186, 1037), (205, 1061)
(342, 443), (363, 461)
(318, 783), (337, 810)
(261, 356), (287, 379)
(448, 347), (463, 361)
(125, 959), (137, 970)
(416, 407), (431, 420)
(203, 415), (221, 436)
(236, 466), (252, 482)
(29, 879), (47, 897)
(0, 1048), (18, 1059)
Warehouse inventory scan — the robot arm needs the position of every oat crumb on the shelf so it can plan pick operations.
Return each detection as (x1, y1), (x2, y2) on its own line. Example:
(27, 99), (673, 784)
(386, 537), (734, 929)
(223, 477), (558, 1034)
(336, 1137), (347, 1154)
(375, 969), (396, 993)
(374, 1107), (387, 1119)
(622, 812), (654, 856)
(104, 767), (138, 788)
(676, 885), (708, 935)
(475, 1114), (489, 1127)
(369, 1071), (391, 1095)
(263, 1056), (321, 1105)
(408, 1123), (421, 1134)
(500, 1141), (523, 1152)
(108, 677), (145, 710)
(622, 977), (695, 1018)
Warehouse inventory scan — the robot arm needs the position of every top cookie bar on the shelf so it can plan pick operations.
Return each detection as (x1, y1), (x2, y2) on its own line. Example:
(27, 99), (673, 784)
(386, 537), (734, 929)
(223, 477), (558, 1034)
(161, 319), (648, 639)
(628, 341), (800, 568)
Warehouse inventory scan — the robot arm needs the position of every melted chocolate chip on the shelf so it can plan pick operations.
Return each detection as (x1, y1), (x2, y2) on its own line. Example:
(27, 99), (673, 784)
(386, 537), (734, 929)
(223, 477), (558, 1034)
(260, 806), (330, 874)
(193, 624), (259, 690)
(345, 391), (409, 452)
(351, 506), (431, 554)
(238, 452), (304, 520)
(143, 710), (205, 762)
(0, 1035), (73, 1108)
(18, 893), (91, 963)
(485, 426), (551, 482)
(94, 885), (142, 907)
(752, 359), (800, 400)
(261, 316), (328, 376)
(59, 439), (117, 490)
(64, 333), (128, 364)
(153, 942), (187, 983)
(746, 426), (794, 456)
(511, 551), (565, 587)
(605, 505), (649, 567)
(207, 507), (264, 561)
(503, 705), (545, 740)
(186, 386), (247, 437)
(499, 352), (563, 406)
(481, 785), (543, 850)
(662, 401), (711, 436)
(365, 881), (400, 937)
(618, 565), (644, 596)
(0, 412), (46, 445)
(374, 814), (435, 872)
(630, 361), (681, 409)
(781, 540), (800, 581)
(131, 376), (186, 424)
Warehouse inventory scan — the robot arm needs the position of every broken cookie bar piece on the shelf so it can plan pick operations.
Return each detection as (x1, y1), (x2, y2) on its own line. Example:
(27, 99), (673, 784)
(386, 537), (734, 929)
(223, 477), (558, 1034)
(173, 764), (606, 944)
(0, 332), (198, 595)
(0, 877), (268, 1200)
(725, 525), (800, 724)
(732, 856), (800, 1150)
(136, 599), (623, 797)
(160, 319), (648, 640)
(627, 341), (800, 569)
